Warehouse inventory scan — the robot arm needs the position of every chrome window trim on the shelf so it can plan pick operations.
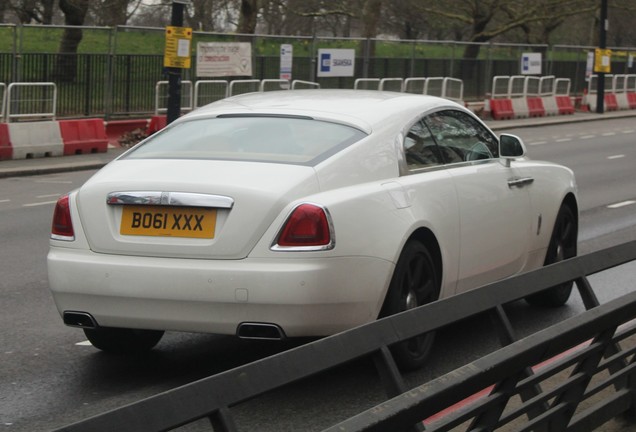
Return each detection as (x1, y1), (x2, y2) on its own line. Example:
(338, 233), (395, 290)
(106, 191), (234, 209)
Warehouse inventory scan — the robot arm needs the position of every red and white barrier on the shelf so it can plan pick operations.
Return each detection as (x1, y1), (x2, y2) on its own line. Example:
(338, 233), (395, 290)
(59, 119), (109, 155)
(0, 119), (110, 160)
(0, 123), (12, 160)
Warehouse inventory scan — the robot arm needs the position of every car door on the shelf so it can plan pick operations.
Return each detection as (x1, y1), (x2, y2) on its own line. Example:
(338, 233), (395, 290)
(423, 109), (534, 293)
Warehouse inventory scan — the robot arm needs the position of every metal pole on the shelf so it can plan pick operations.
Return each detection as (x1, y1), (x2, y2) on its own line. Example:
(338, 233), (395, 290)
(166, 1), (184, 125)
(596, 0), (608, 113)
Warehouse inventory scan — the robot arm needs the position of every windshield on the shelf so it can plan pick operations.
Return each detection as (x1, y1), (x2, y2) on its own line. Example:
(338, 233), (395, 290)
(124, 116), (367, 165)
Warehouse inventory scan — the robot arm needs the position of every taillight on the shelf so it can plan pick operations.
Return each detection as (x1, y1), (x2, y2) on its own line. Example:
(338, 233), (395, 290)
(273, 203), (334, 250)
(51, 194), (75, 241)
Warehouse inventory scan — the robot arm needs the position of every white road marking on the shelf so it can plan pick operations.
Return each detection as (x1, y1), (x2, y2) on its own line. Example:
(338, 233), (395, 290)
(36, 193), (61, 198)
(601, 132), (616, 136)
(580, 135), (595, 139)
(607, 200), (636, 209)
(35, 180), (73, 184)
(529, 141), (547, 146)
(556, 138), (572, 142)
(622, 129), (635, 133)
(76, 340), (93, 346)
(0, 199), (10, 203)
(23, 200), (57, 207)
(607, 154), (625, 160)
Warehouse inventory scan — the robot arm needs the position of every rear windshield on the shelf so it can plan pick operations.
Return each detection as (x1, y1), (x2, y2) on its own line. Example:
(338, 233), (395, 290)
(124, 116), (367, 165)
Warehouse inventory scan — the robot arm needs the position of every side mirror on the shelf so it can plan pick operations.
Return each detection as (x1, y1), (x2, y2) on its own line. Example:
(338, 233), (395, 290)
(499, 134), (526, 166)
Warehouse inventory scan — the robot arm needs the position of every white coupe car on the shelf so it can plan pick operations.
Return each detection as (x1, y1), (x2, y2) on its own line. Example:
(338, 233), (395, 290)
(48, 90), (578, 369)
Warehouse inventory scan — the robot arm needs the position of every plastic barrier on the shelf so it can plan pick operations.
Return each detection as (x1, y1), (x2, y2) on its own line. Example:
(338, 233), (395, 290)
(616, 93), (630, 110)
(526, 97), (546, 117)
(489, 99), (514, 120)
(605, 93), (619, 111)
(628, 93), (636, 109)
(510, 98), (529, 118)
(147, 115), (167, 135)
(59, 119), (108, 155)
(555, 95), (575, 114)
(7, 121), (64, 159)
(541, 96), (559, 116)
(0, 123), (12, 160)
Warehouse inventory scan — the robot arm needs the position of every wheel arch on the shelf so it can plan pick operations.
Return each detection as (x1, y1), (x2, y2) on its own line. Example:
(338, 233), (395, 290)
(378, 227), (444, 319)
(408, 227), (444, 286)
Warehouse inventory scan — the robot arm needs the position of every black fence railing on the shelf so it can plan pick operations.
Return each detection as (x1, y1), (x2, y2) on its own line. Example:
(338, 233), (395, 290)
(0, 52), (629, 120)
(52, 240), (636, 432)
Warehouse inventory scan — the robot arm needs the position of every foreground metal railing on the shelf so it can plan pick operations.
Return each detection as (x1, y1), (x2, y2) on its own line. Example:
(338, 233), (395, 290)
(53, 241), (636, 432)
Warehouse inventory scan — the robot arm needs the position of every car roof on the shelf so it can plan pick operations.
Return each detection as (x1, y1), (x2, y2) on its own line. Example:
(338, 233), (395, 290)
(180, 89), (464, 134)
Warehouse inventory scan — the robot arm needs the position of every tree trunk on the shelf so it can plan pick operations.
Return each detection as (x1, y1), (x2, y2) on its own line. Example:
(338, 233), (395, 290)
(42, 0), (55, 24)
(53, 0), (89, 83)
(362, 0), (382, 61)
(237, 0), (259, 34)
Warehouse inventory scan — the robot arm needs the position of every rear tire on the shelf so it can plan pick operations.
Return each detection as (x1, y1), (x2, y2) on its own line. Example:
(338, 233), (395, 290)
(84, 327), (164, 354)
(526, 204), (577, 307)
(380, 240), (440, 371)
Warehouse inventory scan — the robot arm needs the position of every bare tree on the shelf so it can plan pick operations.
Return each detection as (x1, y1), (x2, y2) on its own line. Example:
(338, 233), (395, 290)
(87, 0), (143, 26)
(237, 0), (259, 34)
(7, 0), (56, 24)
(416, 0), (598, 60)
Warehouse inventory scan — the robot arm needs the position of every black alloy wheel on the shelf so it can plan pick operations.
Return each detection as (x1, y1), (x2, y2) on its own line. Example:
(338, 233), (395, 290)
(526, 204), (578, 307)
(381, 240), (440, 371)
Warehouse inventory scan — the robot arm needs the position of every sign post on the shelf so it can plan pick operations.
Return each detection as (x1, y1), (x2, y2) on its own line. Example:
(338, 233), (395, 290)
(165, 1), (192, 125)
(596, 0), (609, 114)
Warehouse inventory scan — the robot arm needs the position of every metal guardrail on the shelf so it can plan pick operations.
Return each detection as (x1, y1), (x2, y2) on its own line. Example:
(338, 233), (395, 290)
(53, 240), (636, 432)
(6, 82), (57, 122)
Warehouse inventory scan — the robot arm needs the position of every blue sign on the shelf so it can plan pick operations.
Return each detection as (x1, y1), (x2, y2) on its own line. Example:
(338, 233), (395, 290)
(320, 53), (331, 73)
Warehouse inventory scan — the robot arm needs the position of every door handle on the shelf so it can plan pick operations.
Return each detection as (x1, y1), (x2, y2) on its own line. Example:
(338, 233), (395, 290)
(507, 177), (534, 188)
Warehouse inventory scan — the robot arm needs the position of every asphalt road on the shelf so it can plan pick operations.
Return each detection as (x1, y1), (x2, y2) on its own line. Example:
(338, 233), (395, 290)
(1, 117), (635, 431)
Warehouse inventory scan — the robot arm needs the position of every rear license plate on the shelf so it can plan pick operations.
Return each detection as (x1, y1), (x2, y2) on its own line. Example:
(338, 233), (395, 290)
(120, 205), (216, 239)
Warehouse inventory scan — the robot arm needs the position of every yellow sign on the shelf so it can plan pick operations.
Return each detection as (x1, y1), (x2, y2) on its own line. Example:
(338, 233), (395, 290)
(594, 48), (612, 73)
(164, 26), (192, 69)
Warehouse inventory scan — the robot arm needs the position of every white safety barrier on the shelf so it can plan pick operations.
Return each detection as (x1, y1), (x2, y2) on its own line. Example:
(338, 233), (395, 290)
(154, 80), (193, 115)
(7, 121), (64, 159)
(379, 78), (404, 92)
(0, 83), (6, 121)
(260, 79), (290, 92)
(508, 75), (529, 118)
(193, 80), (228, 108)
(6, 82), (57, 122)
(291, 80), (320, 90)
(404, 78), (427, 94)
(488, 75), (576, 120)
(354, 78), (380, 90)
(228, 79), (260, 96)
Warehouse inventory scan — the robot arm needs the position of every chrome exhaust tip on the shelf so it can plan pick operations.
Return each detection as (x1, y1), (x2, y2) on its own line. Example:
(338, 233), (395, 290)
(63, 311), (98, 329)
(236, 322), (286, 340)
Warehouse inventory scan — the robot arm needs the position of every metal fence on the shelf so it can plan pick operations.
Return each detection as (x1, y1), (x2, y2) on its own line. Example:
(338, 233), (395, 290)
(52, 240), (636, 432)
(1, 24), (636, 119)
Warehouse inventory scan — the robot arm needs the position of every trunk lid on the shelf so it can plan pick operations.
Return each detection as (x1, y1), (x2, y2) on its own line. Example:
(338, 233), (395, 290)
(77, 159), (320, 259)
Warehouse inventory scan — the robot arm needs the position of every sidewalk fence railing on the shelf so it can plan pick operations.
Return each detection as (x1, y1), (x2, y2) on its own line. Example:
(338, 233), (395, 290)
(52, 240), (636, 432)
(1, 24), (635, 119)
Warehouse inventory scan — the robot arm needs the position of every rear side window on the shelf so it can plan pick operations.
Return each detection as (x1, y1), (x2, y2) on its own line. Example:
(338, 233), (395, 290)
(124, 116), (367, 166)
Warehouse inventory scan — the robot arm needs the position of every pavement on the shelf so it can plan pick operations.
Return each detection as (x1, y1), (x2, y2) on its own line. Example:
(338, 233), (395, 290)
(1, 110), (636, 179)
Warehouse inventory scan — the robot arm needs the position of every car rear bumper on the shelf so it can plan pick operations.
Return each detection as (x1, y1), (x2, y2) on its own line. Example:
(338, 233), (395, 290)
(47, 247), (394, 337)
